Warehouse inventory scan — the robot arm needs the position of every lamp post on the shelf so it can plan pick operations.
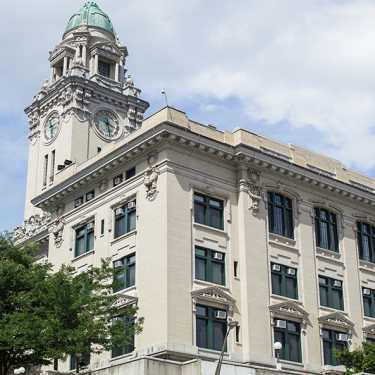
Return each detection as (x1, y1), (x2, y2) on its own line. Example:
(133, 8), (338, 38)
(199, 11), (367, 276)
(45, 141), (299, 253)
(14, 368), (25, 375)
(214, 320), (239, 375)
(273, 341), (283, 371)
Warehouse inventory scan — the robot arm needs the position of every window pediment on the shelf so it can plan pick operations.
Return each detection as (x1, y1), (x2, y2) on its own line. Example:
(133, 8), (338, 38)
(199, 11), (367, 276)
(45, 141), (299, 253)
(112, 293), (138, 309)
(318, 312), (354, 331)
(363, 323), (375, 337)
(269, 301), (309, 324)
(191, 286), (236, 312)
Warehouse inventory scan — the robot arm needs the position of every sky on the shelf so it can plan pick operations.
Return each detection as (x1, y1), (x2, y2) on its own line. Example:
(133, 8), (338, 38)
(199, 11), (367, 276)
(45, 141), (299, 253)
(1, 0), (375, 231)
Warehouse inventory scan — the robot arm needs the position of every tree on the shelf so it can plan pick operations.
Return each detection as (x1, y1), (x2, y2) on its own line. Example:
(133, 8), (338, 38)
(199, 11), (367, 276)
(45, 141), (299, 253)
(0, 237), (142, 375)
(336, 342), (375, 374)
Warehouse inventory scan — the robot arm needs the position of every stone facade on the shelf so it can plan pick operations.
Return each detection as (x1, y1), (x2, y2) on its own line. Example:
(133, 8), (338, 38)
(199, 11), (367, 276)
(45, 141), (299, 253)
(16, 2), (375, 375)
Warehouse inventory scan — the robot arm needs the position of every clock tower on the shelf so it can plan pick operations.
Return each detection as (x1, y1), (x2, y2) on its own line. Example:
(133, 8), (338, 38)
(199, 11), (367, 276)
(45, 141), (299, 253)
(24, 0), (149, 219)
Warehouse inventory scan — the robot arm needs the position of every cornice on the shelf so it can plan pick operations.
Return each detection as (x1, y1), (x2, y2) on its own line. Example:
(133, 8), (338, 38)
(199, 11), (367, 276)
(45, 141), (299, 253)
(31, 120), (375, 212)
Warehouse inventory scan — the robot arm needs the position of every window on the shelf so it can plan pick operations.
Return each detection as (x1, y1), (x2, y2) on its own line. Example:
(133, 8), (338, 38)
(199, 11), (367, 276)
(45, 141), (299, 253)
(75, 222), (95, 257)
(267, 192), (293, 239)
(367, 337), (375, 344)
(112, 316), (135, 357)
(43, 154), (49, 187)
(74, 197), (84, 208)
(194, 193), (224, 230)
(126, 167), (136, 180)
(195, 247), (225, 286)
(315, 208), (339, 252)
(101, 219), (105, 236)
(357, 222), (375, 263)
(234, 261), (239, 278)
(98, 60), (111, 78)
(363, 287), (375, 318)
(273, 319), (301, 363)
(196, 305), (227, 351)
(319, 276), (344, 310)
(114, 200), (136, 239)
(322, 329), (348, 366)
(86, 190), (95, 202)
(113, 254), (136, 292)
(113, 174), (123, 187)
(271, 263), (298, 300)
(69, 352), (90, 370)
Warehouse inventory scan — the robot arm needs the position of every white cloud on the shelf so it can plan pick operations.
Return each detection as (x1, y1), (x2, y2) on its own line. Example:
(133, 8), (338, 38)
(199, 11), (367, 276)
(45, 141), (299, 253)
(2, 0), (375, 227)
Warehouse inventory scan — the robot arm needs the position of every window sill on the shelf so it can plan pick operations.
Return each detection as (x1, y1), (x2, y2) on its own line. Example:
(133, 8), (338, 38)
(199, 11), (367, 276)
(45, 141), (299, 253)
(359, 260), (375, 272)
(316, 248), (344, 266)
(72, 250), (95, 262)
(319, 306), (347, 315)
(270, 294), (302, 305)
(194, 279), (229, 291)
(193, 222), (227, 236)
(109, 351), (135, 362)
(111, 230), (137, 245)
(268, 233), (297, 251)
(198, 347), (228, 357)
(278, 359), (304, 368)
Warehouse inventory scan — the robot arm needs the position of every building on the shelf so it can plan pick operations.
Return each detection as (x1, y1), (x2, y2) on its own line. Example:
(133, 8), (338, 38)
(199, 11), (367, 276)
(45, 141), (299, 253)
(14, 1), (375, 374)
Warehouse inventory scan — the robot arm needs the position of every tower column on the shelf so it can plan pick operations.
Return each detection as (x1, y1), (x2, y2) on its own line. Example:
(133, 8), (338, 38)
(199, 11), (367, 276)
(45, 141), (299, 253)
(63, 57), (68, 76)
(115, 62), (119, 81)
(82, 45), (87, 67)
(95, 54), (99, 74)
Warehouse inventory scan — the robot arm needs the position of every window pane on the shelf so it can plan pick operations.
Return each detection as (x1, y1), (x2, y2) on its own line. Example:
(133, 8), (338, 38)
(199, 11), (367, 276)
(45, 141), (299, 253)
(271, 273), (282, 295)
(274, 206), (284, 235)
(128, 263), (135, 287)
(87, 231), (94, 251)
(194, 203), (205, 225)
(288, 334), (301, 362)
(211, 261), (225, 285)
(320, 286), (328, 307)
(76, 236), (85, 256)
(323, 340), (332, 365)
(319, 220), (329, 249)
(115, 216), (126, 238)
(332, 289), (343, 310)
(195, 258), (206, 281)
(213, 321), (226, 351)
(128, 210), (136, 232)
(286, 277), (297, 299)
(209, 207), (223, 230)
(364, 296), (373, 317)
(196, 318), (208, 348)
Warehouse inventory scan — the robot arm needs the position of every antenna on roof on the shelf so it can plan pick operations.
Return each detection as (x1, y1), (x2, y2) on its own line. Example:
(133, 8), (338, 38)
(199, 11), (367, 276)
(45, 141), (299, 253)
(161, 88), (169, 107)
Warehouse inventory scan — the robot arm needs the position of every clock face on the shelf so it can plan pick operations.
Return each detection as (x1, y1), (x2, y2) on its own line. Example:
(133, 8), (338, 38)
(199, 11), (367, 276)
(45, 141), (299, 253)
(44, 114), (60, 142)
(94, 110), (120, 140)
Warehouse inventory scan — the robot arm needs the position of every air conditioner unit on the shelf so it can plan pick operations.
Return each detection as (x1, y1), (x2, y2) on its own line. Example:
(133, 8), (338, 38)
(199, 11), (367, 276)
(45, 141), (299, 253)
(128, 201), (136, 210)
(287, 268), (296, 276)
(336, 333), (349, 342)
(272, 264), (281, 272)
(364, 288), (371, 296)
(334, 280), (342, 288)
(215, 311), (227, 320)
(275, 319), (287, 329)
(213, 252), (224, 260)
(87, 222), (95, 230)
(115, 208), (125, 216)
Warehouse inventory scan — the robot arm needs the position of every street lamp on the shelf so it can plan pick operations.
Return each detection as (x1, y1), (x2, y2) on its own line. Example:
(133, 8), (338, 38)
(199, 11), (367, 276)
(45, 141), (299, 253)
(214, 320), (239, 375)
(273, 341), (283, 370)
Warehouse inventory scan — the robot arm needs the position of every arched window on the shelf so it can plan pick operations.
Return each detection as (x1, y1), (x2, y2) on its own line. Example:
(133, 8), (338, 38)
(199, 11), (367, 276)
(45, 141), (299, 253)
(267, 192), (294, 239)
(314, 208), (339, 252)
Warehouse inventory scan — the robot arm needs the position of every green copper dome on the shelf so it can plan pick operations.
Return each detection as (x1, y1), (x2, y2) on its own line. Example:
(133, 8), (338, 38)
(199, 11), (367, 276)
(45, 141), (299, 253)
(64, 1), (115, 36)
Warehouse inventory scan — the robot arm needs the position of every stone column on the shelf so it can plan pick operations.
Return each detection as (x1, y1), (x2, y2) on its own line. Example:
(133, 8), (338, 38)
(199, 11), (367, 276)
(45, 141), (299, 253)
(94, 54), (99, 75)
(82, 45), (87, 67)
(115, 62), (119, 81)
(63, 56), (68, 76)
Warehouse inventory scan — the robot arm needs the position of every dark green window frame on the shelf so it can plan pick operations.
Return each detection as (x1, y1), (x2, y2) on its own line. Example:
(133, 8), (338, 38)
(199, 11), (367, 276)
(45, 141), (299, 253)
(111, 315), (135, 358)
(363, 287), (375, 318)
(195, 247), (225, 286)
(194, 193), (224, 230)
(322, 329), (348, 366)
(271, 263), (298, 300)
(315, 208), (339, 252)
(357, 222), (375, 263)
(273, 319), (301, 363)
(75, 222), (95, 257)
(196, 305), (227, 351)
(113, 254), (136, 293)
(267, 192), (294, 239)
(319, 276), (344, 310)
(114, 200), (136, 239)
